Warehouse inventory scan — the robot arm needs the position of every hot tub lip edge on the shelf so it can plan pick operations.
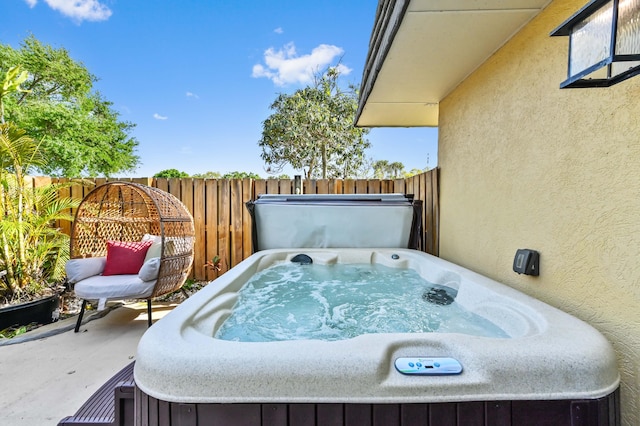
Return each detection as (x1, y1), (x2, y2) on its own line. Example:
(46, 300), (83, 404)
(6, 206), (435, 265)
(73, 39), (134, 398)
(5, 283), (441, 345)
(134, 248), (620, 404)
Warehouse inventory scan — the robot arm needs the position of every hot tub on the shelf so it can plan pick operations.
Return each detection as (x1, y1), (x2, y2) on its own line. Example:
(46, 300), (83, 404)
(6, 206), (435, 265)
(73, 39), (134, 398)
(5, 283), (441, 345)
(134, 195), (620, 426)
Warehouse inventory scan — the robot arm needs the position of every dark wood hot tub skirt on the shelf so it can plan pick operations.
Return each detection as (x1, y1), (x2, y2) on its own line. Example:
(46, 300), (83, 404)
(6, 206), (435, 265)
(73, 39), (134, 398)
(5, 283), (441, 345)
(135, 387), (620, 426)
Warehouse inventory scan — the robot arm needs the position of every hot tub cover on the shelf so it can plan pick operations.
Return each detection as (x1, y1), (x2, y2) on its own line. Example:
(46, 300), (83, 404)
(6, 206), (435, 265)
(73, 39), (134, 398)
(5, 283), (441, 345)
(246, 194), (422, 251)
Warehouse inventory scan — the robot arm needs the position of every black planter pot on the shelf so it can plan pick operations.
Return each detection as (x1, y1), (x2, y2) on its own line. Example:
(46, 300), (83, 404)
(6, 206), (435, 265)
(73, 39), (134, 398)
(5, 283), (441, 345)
(0, 294), (60, 330)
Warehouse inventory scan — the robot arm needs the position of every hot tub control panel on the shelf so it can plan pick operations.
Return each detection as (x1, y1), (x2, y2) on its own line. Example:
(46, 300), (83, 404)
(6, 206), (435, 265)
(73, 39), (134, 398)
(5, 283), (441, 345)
(394, 357), (463, 375)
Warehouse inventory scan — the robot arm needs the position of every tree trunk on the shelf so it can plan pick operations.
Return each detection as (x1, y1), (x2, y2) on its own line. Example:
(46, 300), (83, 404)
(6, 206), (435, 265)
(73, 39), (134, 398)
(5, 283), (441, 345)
(322, 142), (327, 179)
(306, 158), (316, 187)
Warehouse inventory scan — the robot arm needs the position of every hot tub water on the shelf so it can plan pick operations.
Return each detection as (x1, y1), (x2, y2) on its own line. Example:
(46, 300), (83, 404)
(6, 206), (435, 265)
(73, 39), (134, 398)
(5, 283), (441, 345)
(214, 262), (509, 341)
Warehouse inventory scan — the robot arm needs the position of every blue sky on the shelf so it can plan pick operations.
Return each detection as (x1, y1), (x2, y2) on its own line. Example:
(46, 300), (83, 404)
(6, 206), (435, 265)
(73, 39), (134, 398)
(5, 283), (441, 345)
(1, 0), (438, 178)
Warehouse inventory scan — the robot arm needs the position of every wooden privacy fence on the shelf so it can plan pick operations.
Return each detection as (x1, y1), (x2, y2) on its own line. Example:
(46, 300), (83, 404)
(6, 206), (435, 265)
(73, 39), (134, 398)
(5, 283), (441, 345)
(37, 169), (439, 282)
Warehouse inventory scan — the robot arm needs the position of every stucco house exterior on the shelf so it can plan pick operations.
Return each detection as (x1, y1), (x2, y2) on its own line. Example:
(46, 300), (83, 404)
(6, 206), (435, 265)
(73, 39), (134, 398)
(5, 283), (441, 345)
(357, 1), (639, 424)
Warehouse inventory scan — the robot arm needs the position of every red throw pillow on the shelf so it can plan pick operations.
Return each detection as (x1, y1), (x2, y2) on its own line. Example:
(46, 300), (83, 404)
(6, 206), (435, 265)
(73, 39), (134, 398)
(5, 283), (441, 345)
(102, 240), (153, 276)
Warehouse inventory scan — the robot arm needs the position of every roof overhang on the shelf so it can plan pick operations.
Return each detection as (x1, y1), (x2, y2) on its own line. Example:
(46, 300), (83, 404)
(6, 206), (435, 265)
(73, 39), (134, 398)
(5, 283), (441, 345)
(356, 0), (553, 127)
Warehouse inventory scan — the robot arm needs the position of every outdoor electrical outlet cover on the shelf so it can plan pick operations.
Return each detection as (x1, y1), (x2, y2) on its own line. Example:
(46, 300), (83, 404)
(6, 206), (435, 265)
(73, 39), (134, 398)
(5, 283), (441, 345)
(513, 249), (539, 276)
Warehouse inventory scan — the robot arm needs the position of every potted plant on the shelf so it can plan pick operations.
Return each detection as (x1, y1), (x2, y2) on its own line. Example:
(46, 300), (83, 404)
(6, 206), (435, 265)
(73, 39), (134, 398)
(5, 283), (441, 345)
(0, 66), (80, 332)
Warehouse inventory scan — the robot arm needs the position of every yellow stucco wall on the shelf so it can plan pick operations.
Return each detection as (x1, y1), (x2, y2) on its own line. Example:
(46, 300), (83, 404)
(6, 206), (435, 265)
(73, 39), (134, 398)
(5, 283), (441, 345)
(438, 0), (640, 424)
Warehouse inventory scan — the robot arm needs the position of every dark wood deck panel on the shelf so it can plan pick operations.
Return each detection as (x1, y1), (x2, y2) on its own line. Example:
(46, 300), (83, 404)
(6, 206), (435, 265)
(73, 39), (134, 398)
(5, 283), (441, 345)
(57, 362), (135, 426)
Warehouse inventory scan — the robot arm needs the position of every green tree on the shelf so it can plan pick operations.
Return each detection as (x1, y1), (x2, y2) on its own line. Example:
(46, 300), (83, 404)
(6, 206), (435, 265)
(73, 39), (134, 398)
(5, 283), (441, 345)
(221, 171), (261, 179)
(259, 67), (370, 181)
(389, 161), (405, 178)
(405, 167), (429, 177)
(372, 160), (405, 179)
(0, 67), (79, 302)
(154, 168), (189, 178)
(0, 35), (139, 177)
(192, 171), (222, 179)
(0, 66), (29, 123)
(372, 160), (389, 179)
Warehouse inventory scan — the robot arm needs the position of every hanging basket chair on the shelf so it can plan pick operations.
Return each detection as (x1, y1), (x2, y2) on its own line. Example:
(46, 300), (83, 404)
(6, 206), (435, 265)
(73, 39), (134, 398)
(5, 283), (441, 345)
(68, 181), (195, 331)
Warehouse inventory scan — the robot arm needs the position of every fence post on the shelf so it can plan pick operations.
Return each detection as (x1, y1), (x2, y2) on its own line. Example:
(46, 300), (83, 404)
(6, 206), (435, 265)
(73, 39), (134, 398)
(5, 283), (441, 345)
(294, 175), (302, 194)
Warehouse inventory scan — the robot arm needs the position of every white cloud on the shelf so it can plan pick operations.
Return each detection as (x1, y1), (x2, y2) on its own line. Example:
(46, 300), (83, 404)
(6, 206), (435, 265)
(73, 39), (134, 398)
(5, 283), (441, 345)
(28, 0), (112, 22)
(274, 27), (283, 34)
(252, 42), (351, 86)
(186, 92), (199, 99)
(153, 113), (168, 120)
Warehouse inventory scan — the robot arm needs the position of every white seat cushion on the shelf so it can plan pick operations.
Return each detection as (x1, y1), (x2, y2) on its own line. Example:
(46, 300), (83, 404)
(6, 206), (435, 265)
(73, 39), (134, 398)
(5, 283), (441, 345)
(138, 257), (161, 282)
(74, 274), (156, 300)
(142, 234), (163, 262)
(66, 257), (107, 283)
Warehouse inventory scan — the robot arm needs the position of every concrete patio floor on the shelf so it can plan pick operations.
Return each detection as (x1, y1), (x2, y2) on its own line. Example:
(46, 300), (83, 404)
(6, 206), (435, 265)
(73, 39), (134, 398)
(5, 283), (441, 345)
(0, 301), (178, 426)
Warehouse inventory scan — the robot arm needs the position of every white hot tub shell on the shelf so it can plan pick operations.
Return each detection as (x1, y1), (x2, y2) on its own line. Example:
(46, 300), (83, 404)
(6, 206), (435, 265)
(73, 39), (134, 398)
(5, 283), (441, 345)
(135, 248), (619, 405)
(133, 194), (620, 425)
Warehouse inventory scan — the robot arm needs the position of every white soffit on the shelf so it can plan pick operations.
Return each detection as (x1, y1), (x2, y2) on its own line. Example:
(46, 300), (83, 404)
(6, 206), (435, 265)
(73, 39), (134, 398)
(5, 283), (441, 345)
(357, 0), (551, 127)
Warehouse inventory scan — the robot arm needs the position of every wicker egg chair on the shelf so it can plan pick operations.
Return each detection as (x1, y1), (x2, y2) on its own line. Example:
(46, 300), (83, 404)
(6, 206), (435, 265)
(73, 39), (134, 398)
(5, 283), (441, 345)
(69, 181), (195, 332)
